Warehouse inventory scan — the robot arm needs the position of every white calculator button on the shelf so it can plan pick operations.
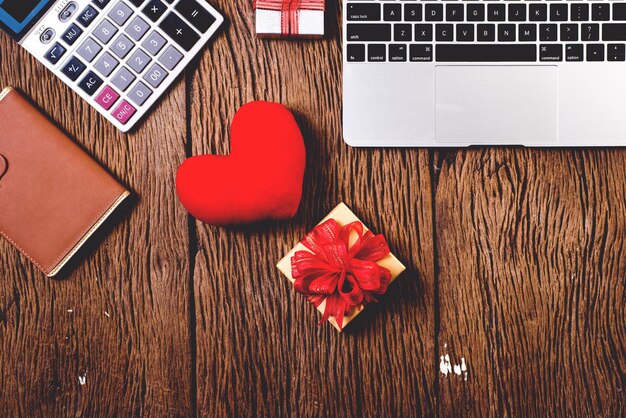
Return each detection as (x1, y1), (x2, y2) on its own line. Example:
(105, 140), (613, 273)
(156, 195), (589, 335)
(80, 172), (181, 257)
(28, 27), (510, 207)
(94, 52), (120, 77)
(109, 1), (133, 27)
(143, 63), (168, 88)
(94, 19), (118, 44)
(158, 45), (183, 71)
(125, 16), (150, 42)
(128, 49), (152, 73)
(111, 33), (135, 59)
(77, 37), (103, 63)
(111, 66), (136, 91)
(142, 31), (167, 56)
(128, 81), (153, 106)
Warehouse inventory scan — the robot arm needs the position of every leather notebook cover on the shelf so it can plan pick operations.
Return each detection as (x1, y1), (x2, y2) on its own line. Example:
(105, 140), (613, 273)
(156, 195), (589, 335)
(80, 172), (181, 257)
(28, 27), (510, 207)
(0, 87), (130, 277)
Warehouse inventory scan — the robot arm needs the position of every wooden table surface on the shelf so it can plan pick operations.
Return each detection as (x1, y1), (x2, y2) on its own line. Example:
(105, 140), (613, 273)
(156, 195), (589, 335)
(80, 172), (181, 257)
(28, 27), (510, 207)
(1, 1), (625, 417)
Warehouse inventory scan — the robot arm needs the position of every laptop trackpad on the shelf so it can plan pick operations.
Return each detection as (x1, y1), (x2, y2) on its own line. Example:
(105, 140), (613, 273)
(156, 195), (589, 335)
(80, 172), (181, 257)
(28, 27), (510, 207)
(435, 66), (558, 145)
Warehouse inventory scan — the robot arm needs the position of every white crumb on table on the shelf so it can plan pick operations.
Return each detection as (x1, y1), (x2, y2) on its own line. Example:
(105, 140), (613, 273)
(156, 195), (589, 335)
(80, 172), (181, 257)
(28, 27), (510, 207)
(104, 311), (110, 317)
(78, 373), (87, 385)
(67, 309), (73, 313)
(440, 353), (469, 380)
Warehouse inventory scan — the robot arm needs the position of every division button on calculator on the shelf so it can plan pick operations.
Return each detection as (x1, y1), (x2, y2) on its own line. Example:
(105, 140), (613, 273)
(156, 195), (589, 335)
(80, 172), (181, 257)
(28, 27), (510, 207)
(94, 19), (118, 44)
(77, 37), (103, 62)
(62, 24), (83, 45)
(125, 16), (150, 41)
(96, 86), (120, 110)
(45, 43), (67, 65)
(128, 0), (147, 6)
(142, 31), (167, 55)
(176, 0), (217, 33)
(111, 34), (135, 58)
(94, 52), (120, 77)
(109, 1), (134, 26)
(128, 81), (153, 106)
(111, 66), (136, 91)
(143, 63), (168, 88)
(128, 49), (152, 73)
(78, 71), (104, 95)
(159, 12), (200, 51)
(142, 0), (168, 22)
(62, 57), (87, 81)
(158, 45), (183, 70)
(112, 100), (137, 125)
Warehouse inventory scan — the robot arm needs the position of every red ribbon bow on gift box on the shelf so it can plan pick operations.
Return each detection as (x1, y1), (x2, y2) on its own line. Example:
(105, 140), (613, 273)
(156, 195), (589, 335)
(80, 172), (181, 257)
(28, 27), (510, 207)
(253, 0), (325, 36)
(291, 219), (392, 329)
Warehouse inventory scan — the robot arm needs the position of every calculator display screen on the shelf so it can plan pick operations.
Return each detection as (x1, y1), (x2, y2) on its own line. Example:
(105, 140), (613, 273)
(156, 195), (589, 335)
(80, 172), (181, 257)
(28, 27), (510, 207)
(0, 0), (54, 41)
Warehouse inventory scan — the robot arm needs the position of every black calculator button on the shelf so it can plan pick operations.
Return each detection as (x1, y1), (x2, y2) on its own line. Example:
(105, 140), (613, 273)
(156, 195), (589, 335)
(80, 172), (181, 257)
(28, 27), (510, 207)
(92, 0), (112, 10)
(176, 0), (216, 33)
(159, 12), (200, 51)
(62, 57), (87, 81)
(78, 71), (104, 95)
(62, 24), (83, 45)
(45, 43), (67, 65)
(78, 5), (99, 28)
(128, 0), (146, 6)
(143, 0), (167, 22)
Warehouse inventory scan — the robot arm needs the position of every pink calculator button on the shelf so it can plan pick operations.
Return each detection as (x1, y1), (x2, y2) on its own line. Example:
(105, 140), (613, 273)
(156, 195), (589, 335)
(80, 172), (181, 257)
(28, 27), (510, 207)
(112, 100), (136, 125)
(96, 86), (119, 110)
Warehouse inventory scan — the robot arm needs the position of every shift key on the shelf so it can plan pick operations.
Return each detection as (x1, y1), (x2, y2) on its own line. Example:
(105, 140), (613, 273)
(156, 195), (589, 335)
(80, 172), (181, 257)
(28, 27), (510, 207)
(347, 24), (391, 42)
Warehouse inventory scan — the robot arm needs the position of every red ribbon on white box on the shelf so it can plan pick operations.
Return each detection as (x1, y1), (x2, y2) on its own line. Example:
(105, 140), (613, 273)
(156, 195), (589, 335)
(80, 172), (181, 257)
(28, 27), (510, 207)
(254, 0), (325, 36)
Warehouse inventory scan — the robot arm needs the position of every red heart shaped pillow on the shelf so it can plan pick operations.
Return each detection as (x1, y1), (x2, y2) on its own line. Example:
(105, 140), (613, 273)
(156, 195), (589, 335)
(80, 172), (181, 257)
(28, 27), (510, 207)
(176, 101), (306, 225)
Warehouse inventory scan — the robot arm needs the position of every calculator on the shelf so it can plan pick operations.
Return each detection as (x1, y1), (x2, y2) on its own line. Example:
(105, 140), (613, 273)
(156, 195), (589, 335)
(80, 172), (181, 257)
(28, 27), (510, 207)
(0, 0), (223, 132)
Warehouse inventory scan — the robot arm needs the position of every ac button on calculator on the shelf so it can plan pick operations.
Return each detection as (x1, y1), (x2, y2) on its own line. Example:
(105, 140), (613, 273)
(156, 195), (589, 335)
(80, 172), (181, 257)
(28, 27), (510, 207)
(3, 0), (224, 132)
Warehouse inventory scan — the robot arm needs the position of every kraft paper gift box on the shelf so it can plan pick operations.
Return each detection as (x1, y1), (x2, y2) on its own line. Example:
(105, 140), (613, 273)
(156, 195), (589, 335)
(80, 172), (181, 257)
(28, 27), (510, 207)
(254, 0), (325, 38)
(277, 203), (406, 332)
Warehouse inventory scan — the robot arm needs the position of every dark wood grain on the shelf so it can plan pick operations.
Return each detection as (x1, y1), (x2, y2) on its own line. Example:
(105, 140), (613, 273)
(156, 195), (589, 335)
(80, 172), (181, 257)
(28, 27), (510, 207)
(188, 1), (435, 416)
(434, 149), (626, 417)
(1, 0), (625, 416)
(0, 32), (194, 416)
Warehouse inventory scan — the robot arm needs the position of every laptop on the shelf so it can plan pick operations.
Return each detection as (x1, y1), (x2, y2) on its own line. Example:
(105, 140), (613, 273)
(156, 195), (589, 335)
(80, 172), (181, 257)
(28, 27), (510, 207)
(343, 0), (626, 147)
(0, 0), (223, 132)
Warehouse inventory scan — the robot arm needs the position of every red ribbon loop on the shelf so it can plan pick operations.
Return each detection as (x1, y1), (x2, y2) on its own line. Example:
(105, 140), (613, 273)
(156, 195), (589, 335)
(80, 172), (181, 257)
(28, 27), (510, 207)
(253, 0), (325, 36)
(291, 219), (392, 329)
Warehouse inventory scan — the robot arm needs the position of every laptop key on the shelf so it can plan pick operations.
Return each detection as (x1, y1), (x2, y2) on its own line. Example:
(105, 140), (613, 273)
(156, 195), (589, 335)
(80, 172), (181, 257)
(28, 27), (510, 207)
(498, 24), (515, 42)
(415, 24), (433, 42)
(508, 4), (526, 22)
(529, 4), (547, 22)
(613, 4), (626, 21)
(347, 44), (365, 62)
(561, 24), (578, 42)
(425, 4), (443, 22)
(435, 24), (453, 42)
(347, 3), (381, 22)
(477, 24), (495, 42)
(592, 4), (610, 22)
(519, 24), (537, 42)
(436, 45), (537, 62)
(566, 44), (584, 62)
(587, 44), (605, 61)
(603, 24), (626, 42)
(582, 24), (600, 42)
(607, 44), (626, 62)
(571, 4), (589, 22)
(539, 24), (557, 42)
(409, 44), (432, 62)
(467, 4), (485, 22)
(404, 4), (422, 22)
(383, 4), (401, 22)
(456, 24), (474, 42)
(347, 24), (391, 42)
(540, 44), (562, 62)
(395, 24), (412, 42)
(389, 44), (407, 62)
(368, 44), (386, 62)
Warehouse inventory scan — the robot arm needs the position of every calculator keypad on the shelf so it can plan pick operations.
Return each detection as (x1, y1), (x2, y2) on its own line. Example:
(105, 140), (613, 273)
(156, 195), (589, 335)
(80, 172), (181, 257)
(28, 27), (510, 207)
(42, 0), (221, 128)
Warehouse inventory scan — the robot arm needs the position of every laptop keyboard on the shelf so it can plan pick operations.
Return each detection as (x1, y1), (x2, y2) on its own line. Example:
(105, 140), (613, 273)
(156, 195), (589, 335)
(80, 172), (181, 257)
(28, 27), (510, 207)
(346, 1), (626, 63)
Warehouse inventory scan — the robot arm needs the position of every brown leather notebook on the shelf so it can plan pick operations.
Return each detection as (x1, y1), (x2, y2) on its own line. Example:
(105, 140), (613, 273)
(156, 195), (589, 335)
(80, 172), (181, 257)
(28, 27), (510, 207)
(0, 87), (130, 277)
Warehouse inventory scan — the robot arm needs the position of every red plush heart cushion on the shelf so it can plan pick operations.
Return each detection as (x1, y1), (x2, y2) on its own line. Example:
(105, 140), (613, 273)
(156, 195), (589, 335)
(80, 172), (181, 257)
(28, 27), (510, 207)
(176, 101), (306, 225)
